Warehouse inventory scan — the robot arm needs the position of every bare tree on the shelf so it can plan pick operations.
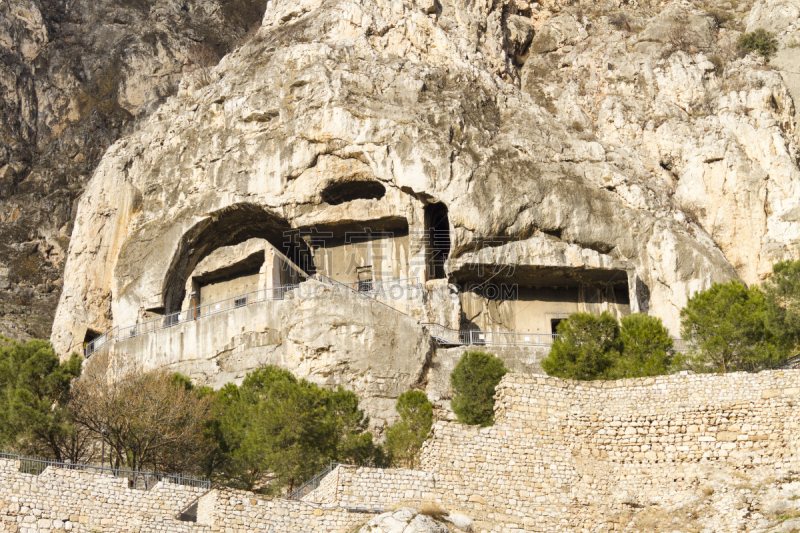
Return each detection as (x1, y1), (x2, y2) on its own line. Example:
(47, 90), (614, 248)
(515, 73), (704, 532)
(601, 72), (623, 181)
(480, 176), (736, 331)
(186, 41), (220, 87)
(70, 353), (213, 473)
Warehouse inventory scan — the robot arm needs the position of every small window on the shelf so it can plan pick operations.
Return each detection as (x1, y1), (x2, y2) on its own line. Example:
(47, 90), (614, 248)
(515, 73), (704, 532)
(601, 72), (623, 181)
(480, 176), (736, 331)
(356, 265), (373, 292)
(234, 296), (247, 308)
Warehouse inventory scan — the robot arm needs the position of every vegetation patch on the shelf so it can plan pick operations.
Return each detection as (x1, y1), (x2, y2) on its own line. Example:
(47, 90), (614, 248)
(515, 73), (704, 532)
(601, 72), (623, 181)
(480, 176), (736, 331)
(450, 351), (508, 426)
(738, 29), (778, 59)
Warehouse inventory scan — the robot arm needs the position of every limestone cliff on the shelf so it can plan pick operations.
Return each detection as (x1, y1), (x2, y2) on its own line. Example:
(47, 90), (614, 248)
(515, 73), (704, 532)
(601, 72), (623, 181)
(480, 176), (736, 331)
(0, 0), (265, 340)
(50, 0), (800, 357)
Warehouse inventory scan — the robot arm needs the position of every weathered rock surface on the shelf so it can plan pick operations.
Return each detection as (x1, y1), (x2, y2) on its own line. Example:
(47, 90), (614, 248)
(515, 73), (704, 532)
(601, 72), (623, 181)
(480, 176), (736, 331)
(523, 1), (800, 287)
(0, 0), (794, 353)
(358, 508), (449, 533)
(0, 0), (266, 340)
(104, 281), (433, 430)
(51, 0), (800, 358)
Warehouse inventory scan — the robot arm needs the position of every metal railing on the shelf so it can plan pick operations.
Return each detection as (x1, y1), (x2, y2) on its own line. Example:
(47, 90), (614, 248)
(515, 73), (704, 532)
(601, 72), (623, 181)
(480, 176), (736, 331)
(422, 323), (689, 351)
(84, 278), (425, 357)
(672, 337), (690, 352)
(0, 452), (210, 491)
(288, 462), (339, 500)
(83, 276), (692, 356)
(117, 285), (299, 340)
(340, 277), (421, 295)
(314, 274), (416, 316)
(422, 323), (557, 347)
(84, 284), (300, 356)
(773, 354), (800, 369)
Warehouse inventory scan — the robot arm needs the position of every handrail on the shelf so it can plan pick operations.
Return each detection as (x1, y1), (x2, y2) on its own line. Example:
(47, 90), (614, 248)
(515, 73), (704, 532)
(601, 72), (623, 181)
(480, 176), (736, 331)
(288, 462), (338, 500)
(421, 323), (689, 351)
(83, 278), (691, 356)
(84, 278), (421, 357)
(84, 284), (301, 356)
(314, 274), (416, 317)
(0, 451), (210, 490)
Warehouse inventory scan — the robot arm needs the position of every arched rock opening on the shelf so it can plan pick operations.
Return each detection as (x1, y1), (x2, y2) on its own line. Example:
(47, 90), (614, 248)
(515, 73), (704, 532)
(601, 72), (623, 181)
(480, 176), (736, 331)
(162, 204), (313, 314)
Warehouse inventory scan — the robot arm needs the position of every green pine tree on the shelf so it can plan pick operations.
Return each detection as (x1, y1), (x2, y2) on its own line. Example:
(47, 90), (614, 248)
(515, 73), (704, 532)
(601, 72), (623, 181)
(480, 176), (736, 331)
(680, 280), (788, 373)
(385, 390), (433, 468)
(450, 351), (509, 426)
(541, 312), (622, 380)
(0, 337), (83, 461)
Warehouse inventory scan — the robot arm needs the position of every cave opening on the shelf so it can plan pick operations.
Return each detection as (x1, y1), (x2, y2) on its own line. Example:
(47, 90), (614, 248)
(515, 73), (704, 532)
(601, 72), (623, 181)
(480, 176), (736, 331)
(425, 202), (451, 280)
(454, 266), (631, 335)
(321, 180), (387, 205)
(304, 218), (410, 284)
(162, 204), (314, 315)
(83, 329), (101, 345)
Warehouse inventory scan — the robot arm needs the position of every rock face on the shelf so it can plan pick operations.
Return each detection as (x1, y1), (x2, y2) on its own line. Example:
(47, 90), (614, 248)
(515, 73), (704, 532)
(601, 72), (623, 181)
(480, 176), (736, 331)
(101, 281), (434, 430)
(0, 0), (266, 340)
(38, 0), (800, 400)
(522, 1), (800, 286)
(358, 508), (450, 533)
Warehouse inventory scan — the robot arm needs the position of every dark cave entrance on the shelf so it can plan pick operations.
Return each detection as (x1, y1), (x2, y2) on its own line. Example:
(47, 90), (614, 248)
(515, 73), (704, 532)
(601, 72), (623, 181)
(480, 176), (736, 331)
(425, 202), (451, 280)
(320, 180), (387, 205)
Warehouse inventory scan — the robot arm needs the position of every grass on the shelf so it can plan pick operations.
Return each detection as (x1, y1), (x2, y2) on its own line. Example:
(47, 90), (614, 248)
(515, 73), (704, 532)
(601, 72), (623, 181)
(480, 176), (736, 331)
(418, 501), (448, 519)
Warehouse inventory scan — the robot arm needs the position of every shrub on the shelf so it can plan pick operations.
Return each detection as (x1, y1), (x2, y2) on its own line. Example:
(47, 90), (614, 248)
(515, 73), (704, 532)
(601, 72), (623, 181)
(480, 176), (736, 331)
(542, 312), (678, 380)
(613, 314), (674, 379)
(541, 312), (622, 380)
(709, 53), (724, 75)
(762, 259), (800, 350)
(738, 29), (778, 58)
(385, 390), (433, 468)
(70, 355), (213, 473)
(680, 280), (789, 373)
(665, 13), (703, 55)
(209, 366), (383, 493)
(450, 351), (509, 426)
(609, 12), (630, 32)
(705, 8), (734, 29)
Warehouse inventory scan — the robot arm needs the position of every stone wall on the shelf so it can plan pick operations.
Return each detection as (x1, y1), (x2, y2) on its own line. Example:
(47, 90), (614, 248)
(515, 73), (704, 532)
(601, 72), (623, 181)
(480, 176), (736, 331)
(335, 467), (437, 508)
(0, 459), (371, 533)
(0, 459), (205, 533)
(6, 371), (800, 532)
(195, 489), (367, 531)
(418, 370), (800, 531)
(301, 465), (437, 508)
(301, 465), (341, 504)
(495, 372), (800, 466)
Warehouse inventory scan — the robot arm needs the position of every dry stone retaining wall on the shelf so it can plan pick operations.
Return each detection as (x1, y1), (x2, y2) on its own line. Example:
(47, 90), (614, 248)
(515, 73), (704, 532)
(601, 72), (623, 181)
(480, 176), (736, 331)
(418, 370), (800, 532)
(0, 459), (205, 533)
(335, 466), (437, 508)
(0, 459), (371, 533)
(195, 489), (366, 531)
(495, 371), (800, 467)
(300, 465), (341, 504)
(4, 371), (800, 532)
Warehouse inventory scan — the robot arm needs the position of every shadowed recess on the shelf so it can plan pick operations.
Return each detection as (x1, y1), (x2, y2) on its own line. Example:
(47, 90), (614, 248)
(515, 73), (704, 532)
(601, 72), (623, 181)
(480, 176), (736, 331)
(162, 203), (314, 313)
(321, 180), (387, 205)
